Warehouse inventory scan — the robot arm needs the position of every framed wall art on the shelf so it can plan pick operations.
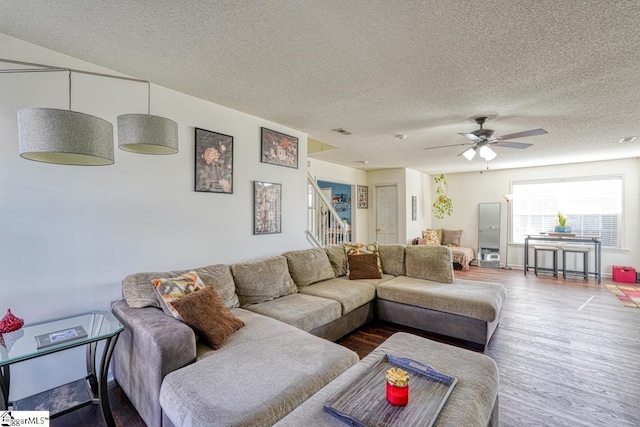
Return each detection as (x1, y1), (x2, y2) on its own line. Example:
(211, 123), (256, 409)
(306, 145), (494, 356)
(357, 185), (368, 209)
(254, 181), (282, 234)
(195, 128), (233, 193)
(412, 196), (417, 221)
(261, 127), (298, 168)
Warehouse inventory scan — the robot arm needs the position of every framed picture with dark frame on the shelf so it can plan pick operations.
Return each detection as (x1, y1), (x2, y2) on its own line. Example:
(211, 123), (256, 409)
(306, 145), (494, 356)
(195, 127), (233, 193)
(254, 181), (282, 234)
(357, 185), (368, 209)
(260, 127), (298, 168)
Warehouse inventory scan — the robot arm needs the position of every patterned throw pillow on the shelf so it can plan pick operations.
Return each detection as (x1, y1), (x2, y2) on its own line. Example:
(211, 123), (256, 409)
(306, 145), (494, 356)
(343, 242), (383, 275)
(422, 229), (441, 246)
(169, 286), (244, 350)
(152, 271), (205, 319)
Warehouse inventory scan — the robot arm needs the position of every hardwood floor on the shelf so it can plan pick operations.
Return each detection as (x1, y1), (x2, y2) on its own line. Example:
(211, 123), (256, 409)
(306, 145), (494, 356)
(52, 267), (640, 426)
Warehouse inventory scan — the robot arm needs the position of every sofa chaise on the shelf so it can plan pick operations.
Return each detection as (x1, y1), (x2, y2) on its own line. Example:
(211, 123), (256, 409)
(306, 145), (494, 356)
(111, 243), (506, 426)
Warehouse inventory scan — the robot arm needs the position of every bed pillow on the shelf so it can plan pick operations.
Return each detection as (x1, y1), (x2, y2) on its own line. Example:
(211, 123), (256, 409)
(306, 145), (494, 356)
(441, 229), (463, 247)
(169, 286), (244, 350)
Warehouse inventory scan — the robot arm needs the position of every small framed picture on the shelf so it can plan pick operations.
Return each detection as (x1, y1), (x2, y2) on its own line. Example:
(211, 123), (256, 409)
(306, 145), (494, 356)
(357, 185), (368, 209)
(412, 196), (417, 221)
(195, 128), (234, 193)
(261, 127), (298, 168)
(254, 181), (282, 234)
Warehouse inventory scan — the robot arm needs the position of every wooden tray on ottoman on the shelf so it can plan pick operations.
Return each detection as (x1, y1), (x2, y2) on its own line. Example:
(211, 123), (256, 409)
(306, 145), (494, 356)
(324, 354), (457, 427)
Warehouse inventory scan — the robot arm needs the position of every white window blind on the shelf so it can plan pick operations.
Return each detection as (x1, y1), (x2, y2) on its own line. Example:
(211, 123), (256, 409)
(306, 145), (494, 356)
(511, 176), (622, 247)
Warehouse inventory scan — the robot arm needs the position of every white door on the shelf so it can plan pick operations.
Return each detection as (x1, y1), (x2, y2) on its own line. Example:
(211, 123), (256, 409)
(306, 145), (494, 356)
(375, 185), (398, 243)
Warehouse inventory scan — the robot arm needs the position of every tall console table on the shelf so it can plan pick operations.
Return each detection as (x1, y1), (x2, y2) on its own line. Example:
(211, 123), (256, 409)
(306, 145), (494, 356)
(0, 310), (123, 426)
(524, 234), (602, 283)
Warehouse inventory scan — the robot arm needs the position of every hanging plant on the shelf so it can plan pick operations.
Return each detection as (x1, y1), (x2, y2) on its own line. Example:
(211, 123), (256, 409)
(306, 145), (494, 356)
(432, 174), (453, 219)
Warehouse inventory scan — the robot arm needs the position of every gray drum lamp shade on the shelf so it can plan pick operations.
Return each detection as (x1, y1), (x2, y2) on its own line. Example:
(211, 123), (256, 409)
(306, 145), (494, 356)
(18, 108), (114, 165)
(117, 114), (178, 154)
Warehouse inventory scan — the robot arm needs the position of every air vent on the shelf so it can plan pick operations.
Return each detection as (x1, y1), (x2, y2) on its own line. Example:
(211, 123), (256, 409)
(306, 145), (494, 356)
(619, 136), (637, 143)
(332, 128), (352, 136)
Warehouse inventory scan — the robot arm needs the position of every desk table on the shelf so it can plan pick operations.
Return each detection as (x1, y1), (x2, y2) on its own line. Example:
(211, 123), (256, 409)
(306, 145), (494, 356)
(524, 234), (601, 283)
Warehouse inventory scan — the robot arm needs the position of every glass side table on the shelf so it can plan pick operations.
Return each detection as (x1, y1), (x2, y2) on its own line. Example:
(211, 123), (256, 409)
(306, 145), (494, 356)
(0, 310), (123, 427)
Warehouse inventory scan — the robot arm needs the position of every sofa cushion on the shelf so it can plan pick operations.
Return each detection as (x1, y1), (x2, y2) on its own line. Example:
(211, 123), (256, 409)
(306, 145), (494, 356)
(122, 264), (239, 309)
(152, 272), (205, 318)
(197, 264), (240, 309)
(244, 293), (342, 332)
(283, 248), (336, 287)
(405, 245), (454, 284)
(231, 256), (298, 307)
(160, 309), (358, 427)
(325, 245), (348, 277)
(378, 244), (406, 276)
(298, 278), (376, 315)
(347, 254), (382, 280)
(377, 276), (506, 322)
(169, 286), (244, 349)
(442, 229), (463, 246)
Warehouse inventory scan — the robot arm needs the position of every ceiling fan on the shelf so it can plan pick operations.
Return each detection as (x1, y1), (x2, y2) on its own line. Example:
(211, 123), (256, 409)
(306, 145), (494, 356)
(424, 117), (548, 161)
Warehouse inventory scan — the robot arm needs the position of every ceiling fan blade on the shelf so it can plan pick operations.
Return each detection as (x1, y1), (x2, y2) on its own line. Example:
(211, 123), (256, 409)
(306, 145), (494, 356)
(458, 132), (483, 142)
(496, 128), (548, 140)
(492, 141), (532, 149)
(424, 142), (474, 150)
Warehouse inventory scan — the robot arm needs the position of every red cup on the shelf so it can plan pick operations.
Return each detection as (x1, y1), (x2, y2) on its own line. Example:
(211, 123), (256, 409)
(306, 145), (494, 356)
(386, 381), (409, 406)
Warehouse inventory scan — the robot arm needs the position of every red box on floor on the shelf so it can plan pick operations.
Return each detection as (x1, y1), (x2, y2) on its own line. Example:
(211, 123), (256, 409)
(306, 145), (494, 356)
(612, 266), (636, 283)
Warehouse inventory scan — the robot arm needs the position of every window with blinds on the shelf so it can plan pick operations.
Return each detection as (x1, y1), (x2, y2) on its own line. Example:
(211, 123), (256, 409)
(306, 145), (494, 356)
(511, 176), (622, 247)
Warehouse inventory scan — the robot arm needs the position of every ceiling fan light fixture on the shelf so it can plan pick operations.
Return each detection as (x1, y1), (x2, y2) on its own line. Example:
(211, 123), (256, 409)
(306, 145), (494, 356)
(462, 147), (476, 161)
(479, 145), (497, 161)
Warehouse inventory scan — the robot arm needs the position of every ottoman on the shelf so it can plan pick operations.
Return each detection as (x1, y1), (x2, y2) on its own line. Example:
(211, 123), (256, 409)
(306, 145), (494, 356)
(275, 332), (499, 427)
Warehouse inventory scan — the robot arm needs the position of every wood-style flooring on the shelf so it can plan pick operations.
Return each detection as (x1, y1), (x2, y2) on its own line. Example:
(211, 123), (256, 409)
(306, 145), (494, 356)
(51, 267), (640, 427)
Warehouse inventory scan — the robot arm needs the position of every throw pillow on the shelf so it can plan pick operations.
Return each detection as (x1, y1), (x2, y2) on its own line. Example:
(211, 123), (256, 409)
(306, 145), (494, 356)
(423, 228), (443, 243)
(441, 229), (463, 246)
(343, 242), (383, 275)
(325, 245), (348, 277)
(152, 271), (205, 319)
(347, 254), (382, 280)
(169, 286), (244, 350)
(422, 229), (441, 246)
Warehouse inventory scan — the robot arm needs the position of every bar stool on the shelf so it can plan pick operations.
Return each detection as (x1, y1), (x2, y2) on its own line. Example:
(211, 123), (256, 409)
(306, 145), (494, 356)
(534, 246), (559, 277)
(562, 247), (590, 280)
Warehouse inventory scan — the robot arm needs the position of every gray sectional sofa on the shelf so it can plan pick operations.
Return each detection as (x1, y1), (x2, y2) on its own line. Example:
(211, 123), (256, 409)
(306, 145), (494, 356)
(111, 244), (506, 427)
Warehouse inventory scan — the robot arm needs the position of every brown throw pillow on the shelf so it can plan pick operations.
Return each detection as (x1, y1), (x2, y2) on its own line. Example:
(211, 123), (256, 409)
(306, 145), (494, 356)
(348, 254), (383, 280)
(169, 286), (244, 350)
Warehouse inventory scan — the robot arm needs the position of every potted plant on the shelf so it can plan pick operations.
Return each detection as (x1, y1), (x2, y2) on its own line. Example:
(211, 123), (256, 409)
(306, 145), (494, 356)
(554, 212), (572, 233)
(432, 174), (453, 219)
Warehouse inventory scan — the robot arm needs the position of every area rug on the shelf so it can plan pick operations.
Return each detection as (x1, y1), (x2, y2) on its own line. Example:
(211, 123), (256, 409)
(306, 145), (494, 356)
(605, 284), (640, 308)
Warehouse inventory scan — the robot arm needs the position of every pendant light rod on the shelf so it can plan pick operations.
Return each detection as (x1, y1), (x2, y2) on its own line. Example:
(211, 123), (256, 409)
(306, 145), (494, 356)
(0, 58), (147, 84)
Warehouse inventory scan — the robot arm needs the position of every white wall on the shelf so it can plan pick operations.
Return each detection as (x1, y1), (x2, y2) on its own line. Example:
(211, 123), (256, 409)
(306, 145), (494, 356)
(432, 159), (640, 272)
(1, 35), (310, 398)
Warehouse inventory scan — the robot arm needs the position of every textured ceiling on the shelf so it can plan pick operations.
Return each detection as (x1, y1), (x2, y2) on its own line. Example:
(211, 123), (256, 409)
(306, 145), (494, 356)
(1, 0), (639, 174)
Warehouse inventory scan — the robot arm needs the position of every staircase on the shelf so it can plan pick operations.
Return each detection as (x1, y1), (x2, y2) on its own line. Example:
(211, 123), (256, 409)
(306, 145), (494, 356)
(307, 173), (350, 247)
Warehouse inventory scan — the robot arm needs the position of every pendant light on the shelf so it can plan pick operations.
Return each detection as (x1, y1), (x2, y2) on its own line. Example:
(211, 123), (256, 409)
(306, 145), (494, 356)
(18, 71), (114, 165)
(117, 82), (178, 154)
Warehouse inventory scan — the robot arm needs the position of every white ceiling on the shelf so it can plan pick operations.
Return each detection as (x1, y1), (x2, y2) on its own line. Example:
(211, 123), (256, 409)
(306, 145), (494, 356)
(1, 0), (639, 174)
